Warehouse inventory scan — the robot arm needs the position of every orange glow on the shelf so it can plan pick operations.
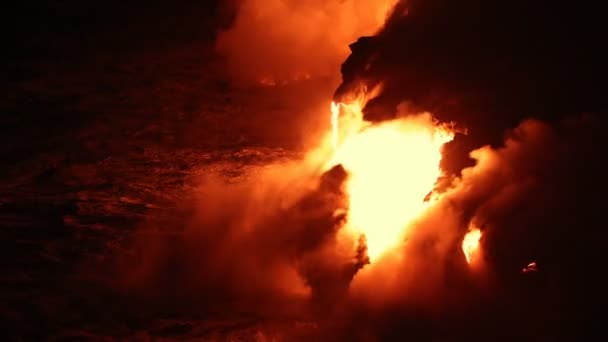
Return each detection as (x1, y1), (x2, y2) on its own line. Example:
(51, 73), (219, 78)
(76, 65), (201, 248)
(462, 228), (482, 264)
(326, 99), (454, 261)
(523, 261), (538, 273)
(217, 0), (399, 83)
(331, 102), (340, 150)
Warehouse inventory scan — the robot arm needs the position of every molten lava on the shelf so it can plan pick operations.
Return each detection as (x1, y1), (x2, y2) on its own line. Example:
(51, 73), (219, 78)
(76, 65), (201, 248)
(523, 261), (538, 273)
(327, 100), (454, 261)
(462, 228), (482, 264)
(330, 101), (340, 150)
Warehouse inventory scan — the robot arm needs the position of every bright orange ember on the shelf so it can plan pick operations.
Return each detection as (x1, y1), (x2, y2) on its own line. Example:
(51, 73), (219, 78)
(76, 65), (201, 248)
(462, 227), (482, 264)
(326, 100), (454, 261)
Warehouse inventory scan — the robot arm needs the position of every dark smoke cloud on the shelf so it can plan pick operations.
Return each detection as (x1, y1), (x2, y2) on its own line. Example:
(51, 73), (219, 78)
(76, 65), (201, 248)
(335, 0), (606, 144)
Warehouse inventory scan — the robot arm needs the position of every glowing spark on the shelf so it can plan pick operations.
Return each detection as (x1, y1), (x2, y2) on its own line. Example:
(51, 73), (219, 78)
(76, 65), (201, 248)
(327, 101), (454, 261)
(523, 261), (538, 273)
(462, 228), (482, 264)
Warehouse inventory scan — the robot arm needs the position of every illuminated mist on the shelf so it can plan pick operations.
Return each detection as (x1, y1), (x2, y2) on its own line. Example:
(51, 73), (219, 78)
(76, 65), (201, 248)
(115, 1), (606, 340)
(216, 0), (397, 84)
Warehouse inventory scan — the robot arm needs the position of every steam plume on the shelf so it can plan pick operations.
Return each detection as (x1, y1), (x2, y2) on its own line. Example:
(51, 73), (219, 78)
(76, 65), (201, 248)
(111, 1), (607, 339)
(324, 115), (607, 340)
(216, 0), (397, 84)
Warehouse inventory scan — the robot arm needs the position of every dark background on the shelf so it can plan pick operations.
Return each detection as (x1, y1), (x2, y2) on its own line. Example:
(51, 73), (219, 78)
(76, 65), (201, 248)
(2, 1), (317, 339)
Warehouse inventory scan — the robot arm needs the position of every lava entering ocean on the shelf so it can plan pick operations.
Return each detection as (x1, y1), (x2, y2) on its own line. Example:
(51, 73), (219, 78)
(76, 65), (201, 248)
(111, 1), (607, 339)
(325, 97), (454, 261)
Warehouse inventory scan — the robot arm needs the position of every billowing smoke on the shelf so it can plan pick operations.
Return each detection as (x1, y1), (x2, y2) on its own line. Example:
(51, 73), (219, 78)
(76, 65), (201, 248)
(327, 115), (606, 340)
(109, 0), (606, 339)
(335, 1), (606, 137)
(112, 115), (606, 339)
(112, 151), (369, 319)
(215, 0), (397, 84)
(322, 0), (607, 338)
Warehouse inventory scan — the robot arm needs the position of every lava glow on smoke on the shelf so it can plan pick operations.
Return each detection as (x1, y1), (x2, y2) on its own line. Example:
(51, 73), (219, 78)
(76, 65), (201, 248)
(326, 99), (454, 261)
(217, 0), (399, 84)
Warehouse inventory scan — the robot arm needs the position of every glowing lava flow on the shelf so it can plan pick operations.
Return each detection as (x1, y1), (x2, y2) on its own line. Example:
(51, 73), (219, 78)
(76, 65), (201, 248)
(462, 228), (482, 264)
(331, 102), (340, 150)
(327, 100), (454, 261)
